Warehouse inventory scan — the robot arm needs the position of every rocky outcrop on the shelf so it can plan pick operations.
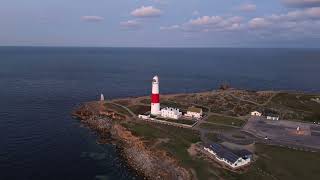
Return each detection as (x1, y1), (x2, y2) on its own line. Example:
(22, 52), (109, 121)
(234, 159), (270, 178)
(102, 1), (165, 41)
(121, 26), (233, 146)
(111, 124), (192, 180)
(73, 102), (192, 180)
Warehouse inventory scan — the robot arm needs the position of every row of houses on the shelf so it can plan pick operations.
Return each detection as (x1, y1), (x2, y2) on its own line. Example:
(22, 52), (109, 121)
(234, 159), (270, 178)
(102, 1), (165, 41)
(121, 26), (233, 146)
(160, 106), (203, 120)
(250, 111), (280, 120)
(204, 143), (252, 169)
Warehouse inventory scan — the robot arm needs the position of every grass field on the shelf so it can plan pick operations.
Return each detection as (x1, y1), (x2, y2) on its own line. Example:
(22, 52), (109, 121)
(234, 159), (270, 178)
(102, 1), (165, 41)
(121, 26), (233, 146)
(156, 118), (197, 125)
(128, 105), (150, 115)
(199, 123), (238, 132)
(104, 103), (132, 117)
(161, 101), (189, 110)
(207, 115), (245, 127)
(269, 93), (320, 121)
(237, 144), (320, 180)
(121, 121), (320, 180)
(122, 122), (226, 179)
(205, 133), (221, 142)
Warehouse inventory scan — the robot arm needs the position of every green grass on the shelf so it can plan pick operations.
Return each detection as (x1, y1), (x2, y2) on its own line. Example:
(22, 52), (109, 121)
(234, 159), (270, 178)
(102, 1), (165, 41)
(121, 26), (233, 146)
(121, 121), (320, 180)
(156, 118), (196, 125)
(207, 115), (245, 127)
(122, 122), (224, 179)
(237, 144), (320, 180)
(269, 93), (320, 121)
(161, 101), (189, 110)
(205, 133), (221, 142)
(270, 93), (316, 111)
(199, 123), (237, 131)
(140, 99), (150, 104)
(231, 134), (246, 139)
(104, 103), (132, 117)
(128, 105), (150, 115)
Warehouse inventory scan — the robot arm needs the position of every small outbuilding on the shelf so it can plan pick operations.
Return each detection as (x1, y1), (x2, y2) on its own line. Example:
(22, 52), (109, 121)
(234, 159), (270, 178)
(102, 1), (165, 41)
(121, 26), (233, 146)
(185, 107), (203, 119)
(266, 113), (280, 121)
(250, 111), (262, 117)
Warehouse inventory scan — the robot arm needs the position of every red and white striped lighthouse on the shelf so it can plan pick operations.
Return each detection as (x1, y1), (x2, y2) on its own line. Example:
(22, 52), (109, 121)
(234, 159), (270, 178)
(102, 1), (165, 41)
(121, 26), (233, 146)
(151, 75), (160, 115)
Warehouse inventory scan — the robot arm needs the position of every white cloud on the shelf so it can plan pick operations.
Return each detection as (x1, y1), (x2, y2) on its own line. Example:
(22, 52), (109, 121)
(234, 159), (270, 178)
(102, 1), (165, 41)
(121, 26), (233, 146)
(188, 16), (223, 26)
(131, 6), (162, 17)
(161, 16), (244, 32)
(268, 7), (320, 22)
(282, 0), (320, 8)
(81, 16), (104, 22)
(120, 20), (141, 29)
(248, 18), (270, 28)
(238, 3), (257, 12)
(160, 25), (180, 31)
(192, 10), (200, 16)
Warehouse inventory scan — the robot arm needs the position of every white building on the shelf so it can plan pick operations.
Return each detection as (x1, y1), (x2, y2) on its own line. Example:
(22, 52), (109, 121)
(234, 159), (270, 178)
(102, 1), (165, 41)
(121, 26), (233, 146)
(266, 115), (279, 121)
(100, 93), (105, 101)
(161, 107), (182, 119)
(185, 107), (203, 119)
(266, 113), (279, 120)
(204, 143), (252, 169)
(250, 111), (262, 117)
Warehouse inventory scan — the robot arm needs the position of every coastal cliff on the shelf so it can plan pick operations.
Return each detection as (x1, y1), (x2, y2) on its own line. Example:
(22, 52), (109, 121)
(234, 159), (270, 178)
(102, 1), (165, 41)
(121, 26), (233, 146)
(72, 102), (192, 180)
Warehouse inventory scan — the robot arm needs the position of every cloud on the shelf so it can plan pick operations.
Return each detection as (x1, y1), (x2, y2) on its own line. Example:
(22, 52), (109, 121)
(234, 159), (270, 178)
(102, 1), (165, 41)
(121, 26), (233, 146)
(160, 25), (180, 31)
(247, 7), (320, 33)
(161, 16), (244, 32)
(282, 0), (320, 8)
(188, 16), (223, 26)
(268, 7), (320, 21)
(131, 6), (162, 17)
(238, 3), (257, 12)
(120, 20), (141, 29)
(81, 16), (104, 22)
(248, 18), (270, 28)
(192, 10), (200, 16)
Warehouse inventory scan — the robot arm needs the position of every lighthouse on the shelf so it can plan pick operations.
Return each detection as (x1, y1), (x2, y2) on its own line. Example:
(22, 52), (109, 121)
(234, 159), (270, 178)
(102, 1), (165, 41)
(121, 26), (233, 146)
(151, 75), (161, 116)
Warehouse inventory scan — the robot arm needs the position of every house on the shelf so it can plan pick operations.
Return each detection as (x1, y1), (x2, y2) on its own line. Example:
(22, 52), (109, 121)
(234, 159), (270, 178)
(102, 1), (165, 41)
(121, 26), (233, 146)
(160, 107), (182, 119)
(250, 111), (262, 117)
(266, 113), (280, 120)
(204, 143), (252, 169)
(185, 107), (203, 119)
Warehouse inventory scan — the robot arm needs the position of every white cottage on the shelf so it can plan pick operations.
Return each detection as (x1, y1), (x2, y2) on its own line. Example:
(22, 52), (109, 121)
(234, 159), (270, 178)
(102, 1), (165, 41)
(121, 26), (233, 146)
(161, 107), (182, 119)
(185, 107), (203, 119)
(250, 111), (262, 117)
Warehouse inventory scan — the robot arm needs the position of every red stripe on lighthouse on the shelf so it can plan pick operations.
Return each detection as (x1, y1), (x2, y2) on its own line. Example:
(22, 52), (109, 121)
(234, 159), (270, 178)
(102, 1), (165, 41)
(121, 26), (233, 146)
(151, 94), (160, 103)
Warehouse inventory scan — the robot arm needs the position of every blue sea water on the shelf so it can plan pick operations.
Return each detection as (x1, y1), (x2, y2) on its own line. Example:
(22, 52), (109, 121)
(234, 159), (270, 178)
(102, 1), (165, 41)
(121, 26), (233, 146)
(0, 47), (320, 179)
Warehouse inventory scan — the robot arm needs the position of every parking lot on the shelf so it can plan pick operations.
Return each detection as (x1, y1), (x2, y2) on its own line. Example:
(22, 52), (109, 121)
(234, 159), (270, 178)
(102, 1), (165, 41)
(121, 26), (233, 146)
(243, 117), (320, 150)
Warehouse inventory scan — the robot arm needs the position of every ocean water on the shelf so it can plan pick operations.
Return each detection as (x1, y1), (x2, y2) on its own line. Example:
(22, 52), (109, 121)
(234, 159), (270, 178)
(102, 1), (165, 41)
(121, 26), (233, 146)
(0, 47), (320, 179)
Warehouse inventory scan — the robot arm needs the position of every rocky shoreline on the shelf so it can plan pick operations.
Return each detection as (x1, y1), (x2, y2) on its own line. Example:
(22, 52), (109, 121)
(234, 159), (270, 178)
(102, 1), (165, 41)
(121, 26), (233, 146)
(72, 102), (192, 180)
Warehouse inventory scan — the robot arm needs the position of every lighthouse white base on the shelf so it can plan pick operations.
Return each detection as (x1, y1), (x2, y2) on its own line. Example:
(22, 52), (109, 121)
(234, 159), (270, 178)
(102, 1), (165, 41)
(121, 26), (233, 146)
(151, 103), (161, 115)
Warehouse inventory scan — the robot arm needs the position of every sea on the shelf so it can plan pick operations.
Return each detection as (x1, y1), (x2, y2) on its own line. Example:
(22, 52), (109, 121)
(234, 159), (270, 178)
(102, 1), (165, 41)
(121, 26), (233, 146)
(0, 47), (320, 180)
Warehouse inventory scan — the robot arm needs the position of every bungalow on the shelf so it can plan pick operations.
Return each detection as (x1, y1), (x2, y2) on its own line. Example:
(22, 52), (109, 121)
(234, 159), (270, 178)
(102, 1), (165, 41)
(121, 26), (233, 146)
(185, 107), (203, 119)
(266, 113), (280, 121)
(204, 143), (252, 169)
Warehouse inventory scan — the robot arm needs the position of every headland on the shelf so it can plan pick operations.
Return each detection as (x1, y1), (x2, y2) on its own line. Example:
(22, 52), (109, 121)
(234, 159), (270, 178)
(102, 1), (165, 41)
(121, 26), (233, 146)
(73, 86), (320, 180)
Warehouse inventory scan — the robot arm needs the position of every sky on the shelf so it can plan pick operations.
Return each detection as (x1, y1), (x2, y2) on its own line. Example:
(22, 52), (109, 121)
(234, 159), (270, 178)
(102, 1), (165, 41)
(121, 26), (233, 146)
(1, 0), (320, 47)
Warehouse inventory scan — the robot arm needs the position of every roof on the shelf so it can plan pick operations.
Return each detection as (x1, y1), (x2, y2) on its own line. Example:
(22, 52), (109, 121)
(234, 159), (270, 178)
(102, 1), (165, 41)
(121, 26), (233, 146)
(187, 107), (202, 113)
(209, 143), (240, 164)
(208, 143), (252, 164)
(236, 149), (253, 157)
(265, 113), (279, 117)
